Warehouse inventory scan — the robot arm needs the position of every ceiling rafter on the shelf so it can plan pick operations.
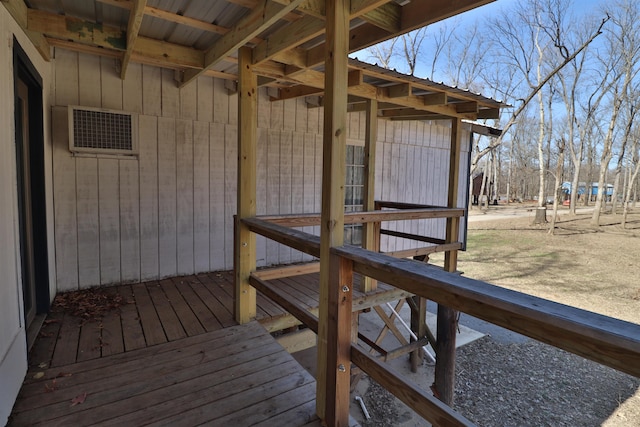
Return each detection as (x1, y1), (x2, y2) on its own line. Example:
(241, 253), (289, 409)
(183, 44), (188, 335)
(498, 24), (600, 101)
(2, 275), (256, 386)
(180, 0), (307, 88)
(121, 0), (146, 79)
(251, 0), (393, 65)
(2, 0), (51, 60)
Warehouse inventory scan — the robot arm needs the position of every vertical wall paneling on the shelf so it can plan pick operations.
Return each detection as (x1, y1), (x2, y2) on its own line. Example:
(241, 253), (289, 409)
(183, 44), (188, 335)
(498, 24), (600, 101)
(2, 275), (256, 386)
(303, 133), (317, 261)
(161, 69), (179, 118)
(209, 122), (226, 270)
(157, 117), (177, 277)
(279, 131), (292, 264)
(77, 54), (101, 107)
(138, 115), (159, 279)
(180, 80), (197, 120)
(122, 63), (143, 113)
(52, 107), (78, 290)
(193, 121), (211, 273)
(100, 58), (123, 110)
(75, 158), (100, 287)
(98, 158), (121, 285)
(256, 128), (268, 265)
(51, 54), (472, 282)
(291, 132), (304, 262)
(213, 79), (229, 124)
(53, 49), (78, 106)
(196, 77), (214, 123)
(223, 124), (237, 268)
(119, 158), (141, 283)
(266, 130), (281, 266)
(176, 119), (195, 275)
(270, 100), (284, 130)
(142, 65), (162, 116)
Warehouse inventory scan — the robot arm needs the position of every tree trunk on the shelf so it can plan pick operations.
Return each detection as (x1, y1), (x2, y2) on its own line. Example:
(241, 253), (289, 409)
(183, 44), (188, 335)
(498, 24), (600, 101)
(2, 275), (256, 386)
(549, 140), (565, 234)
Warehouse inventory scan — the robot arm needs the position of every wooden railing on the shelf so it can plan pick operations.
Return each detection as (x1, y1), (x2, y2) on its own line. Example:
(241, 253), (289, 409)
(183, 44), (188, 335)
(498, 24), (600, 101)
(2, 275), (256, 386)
(243, 214), (640, 426)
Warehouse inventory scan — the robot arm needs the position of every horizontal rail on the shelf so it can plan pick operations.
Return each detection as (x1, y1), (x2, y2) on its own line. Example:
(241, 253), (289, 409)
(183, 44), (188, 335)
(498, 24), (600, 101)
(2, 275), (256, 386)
(332, 245), (640, 378)
(375, 201), (448, 210)
(384, 243), (463, 259)
(253, 262), (320, 281)
(242, 217), (321, 257)
(351, 346), (473, 426)
(250, 274), (319, 333)
(380, 229), (446, 245)
(250, 272), (472, 427)
(254, 208), (465, 227)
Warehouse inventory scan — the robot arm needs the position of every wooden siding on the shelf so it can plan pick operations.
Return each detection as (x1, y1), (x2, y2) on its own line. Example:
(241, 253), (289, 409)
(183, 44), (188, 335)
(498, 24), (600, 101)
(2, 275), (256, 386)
(51, 49), (469, 290)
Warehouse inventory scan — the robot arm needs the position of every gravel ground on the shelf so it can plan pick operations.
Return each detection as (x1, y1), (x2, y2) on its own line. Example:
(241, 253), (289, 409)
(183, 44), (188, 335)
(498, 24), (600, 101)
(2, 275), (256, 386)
(455, 337), (640, 426)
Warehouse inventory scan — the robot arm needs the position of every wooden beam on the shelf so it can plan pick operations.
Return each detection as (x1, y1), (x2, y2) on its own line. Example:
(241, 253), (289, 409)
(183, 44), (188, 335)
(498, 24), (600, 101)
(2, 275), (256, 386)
(317, 0), (349, 422)
(387, 83), (411, 98)
(336, 244), (640, 379)
(351, 346), (475, 426)
(181, 0), (305, 87)
(423, 92), (448, 106)
(435, 117), (463, 406)
(28, 8), (127, 50)
(235, 46), (258, 324)
(305, 1), (494, 69)
(121, 0), (146, 79)
(252, 0), (392, 65)
(359, 1), (400, 33)
(348, 69), (364, 87)
(477, 107), (501, 119)
(455, 101), (478, 113)
(361, 99), (378, 292)
(2, 0), (51, 60)
(271, 85), (323, 101)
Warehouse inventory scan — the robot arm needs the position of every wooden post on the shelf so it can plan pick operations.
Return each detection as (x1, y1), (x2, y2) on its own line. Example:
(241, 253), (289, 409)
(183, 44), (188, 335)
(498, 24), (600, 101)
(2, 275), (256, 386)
(234, 46), (257, 324)
(410, 296), (427, 372)
(361, 99), (378, 292)
(434, 117), (462, 405)
(317, 0), (350, 423)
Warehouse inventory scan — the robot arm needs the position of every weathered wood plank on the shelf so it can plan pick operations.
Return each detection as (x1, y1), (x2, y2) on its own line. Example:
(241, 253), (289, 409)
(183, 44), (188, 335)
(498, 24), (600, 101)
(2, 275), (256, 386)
(159, 279), (205, 336)
(131, 283), (166, 346)
(119, 158), (141, 283)
(52, 106), (78, 291)
(193, 121), (211, 273)
(100, 289), (125, 357)
(76, 321), (103, 362)
(98, 158), (121, 285)
(190, 274), (235, 328)
(146, 282), (187, 341)
(176, 119), (195, 275)
(138, 115), (159, 280)
(209, 122), (226, 270)
(117, 285), (146, 352)
(170, 276), (222, 332)
(157, 117), (177, 277)
(224, 124), (238, 269)
(51, 313), (80, 367)
(75, 157), (100, 287)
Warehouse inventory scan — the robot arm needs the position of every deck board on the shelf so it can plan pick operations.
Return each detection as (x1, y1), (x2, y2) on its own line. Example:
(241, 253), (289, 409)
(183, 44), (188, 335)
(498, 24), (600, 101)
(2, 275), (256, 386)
(11, 322), (320, 427)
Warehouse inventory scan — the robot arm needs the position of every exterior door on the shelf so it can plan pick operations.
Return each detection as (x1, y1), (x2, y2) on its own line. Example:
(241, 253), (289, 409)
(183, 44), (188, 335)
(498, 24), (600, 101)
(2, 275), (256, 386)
(16, 77), (37, 327)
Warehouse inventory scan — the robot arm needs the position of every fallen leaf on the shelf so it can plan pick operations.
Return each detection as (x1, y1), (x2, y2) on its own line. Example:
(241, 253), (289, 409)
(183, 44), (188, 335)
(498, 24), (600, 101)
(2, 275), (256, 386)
(56, 372), (72, 378)
(38, 362), (48, 369)
(70, 392), (87, 407)
(33, 372), (45, 379)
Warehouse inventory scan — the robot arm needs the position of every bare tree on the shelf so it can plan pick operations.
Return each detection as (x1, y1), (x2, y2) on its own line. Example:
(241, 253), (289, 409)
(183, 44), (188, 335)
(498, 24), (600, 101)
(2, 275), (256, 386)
(591, 0), (640, 226)
(365, 38), (399, 69)
(401, 27), (428, 76)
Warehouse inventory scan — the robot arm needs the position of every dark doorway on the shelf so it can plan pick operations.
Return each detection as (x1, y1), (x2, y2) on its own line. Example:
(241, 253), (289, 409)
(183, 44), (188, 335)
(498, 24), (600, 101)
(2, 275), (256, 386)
(14, 39), (50, 348)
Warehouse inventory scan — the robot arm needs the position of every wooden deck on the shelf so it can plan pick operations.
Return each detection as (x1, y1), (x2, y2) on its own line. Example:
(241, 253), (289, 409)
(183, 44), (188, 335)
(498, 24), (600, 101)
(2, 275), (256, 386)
(26, 270), (410, 368)
(11, 321), (323, 426)
(12, 268), (394, 426)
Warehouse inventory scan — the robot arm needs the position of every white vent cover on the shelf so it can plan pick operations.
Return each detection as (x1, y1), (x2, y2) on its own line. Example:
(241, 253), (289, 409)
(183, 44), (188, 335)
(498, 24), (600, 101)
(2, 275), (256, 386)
(68, 106), (138, 155)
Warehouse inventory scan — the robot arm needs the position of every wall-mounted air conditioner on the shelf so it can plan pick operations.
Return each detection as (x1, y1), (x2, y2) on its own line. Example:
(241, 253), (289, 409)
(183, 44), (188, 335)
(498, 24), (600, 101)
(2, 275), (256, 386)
(68, 105), (138, 156)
